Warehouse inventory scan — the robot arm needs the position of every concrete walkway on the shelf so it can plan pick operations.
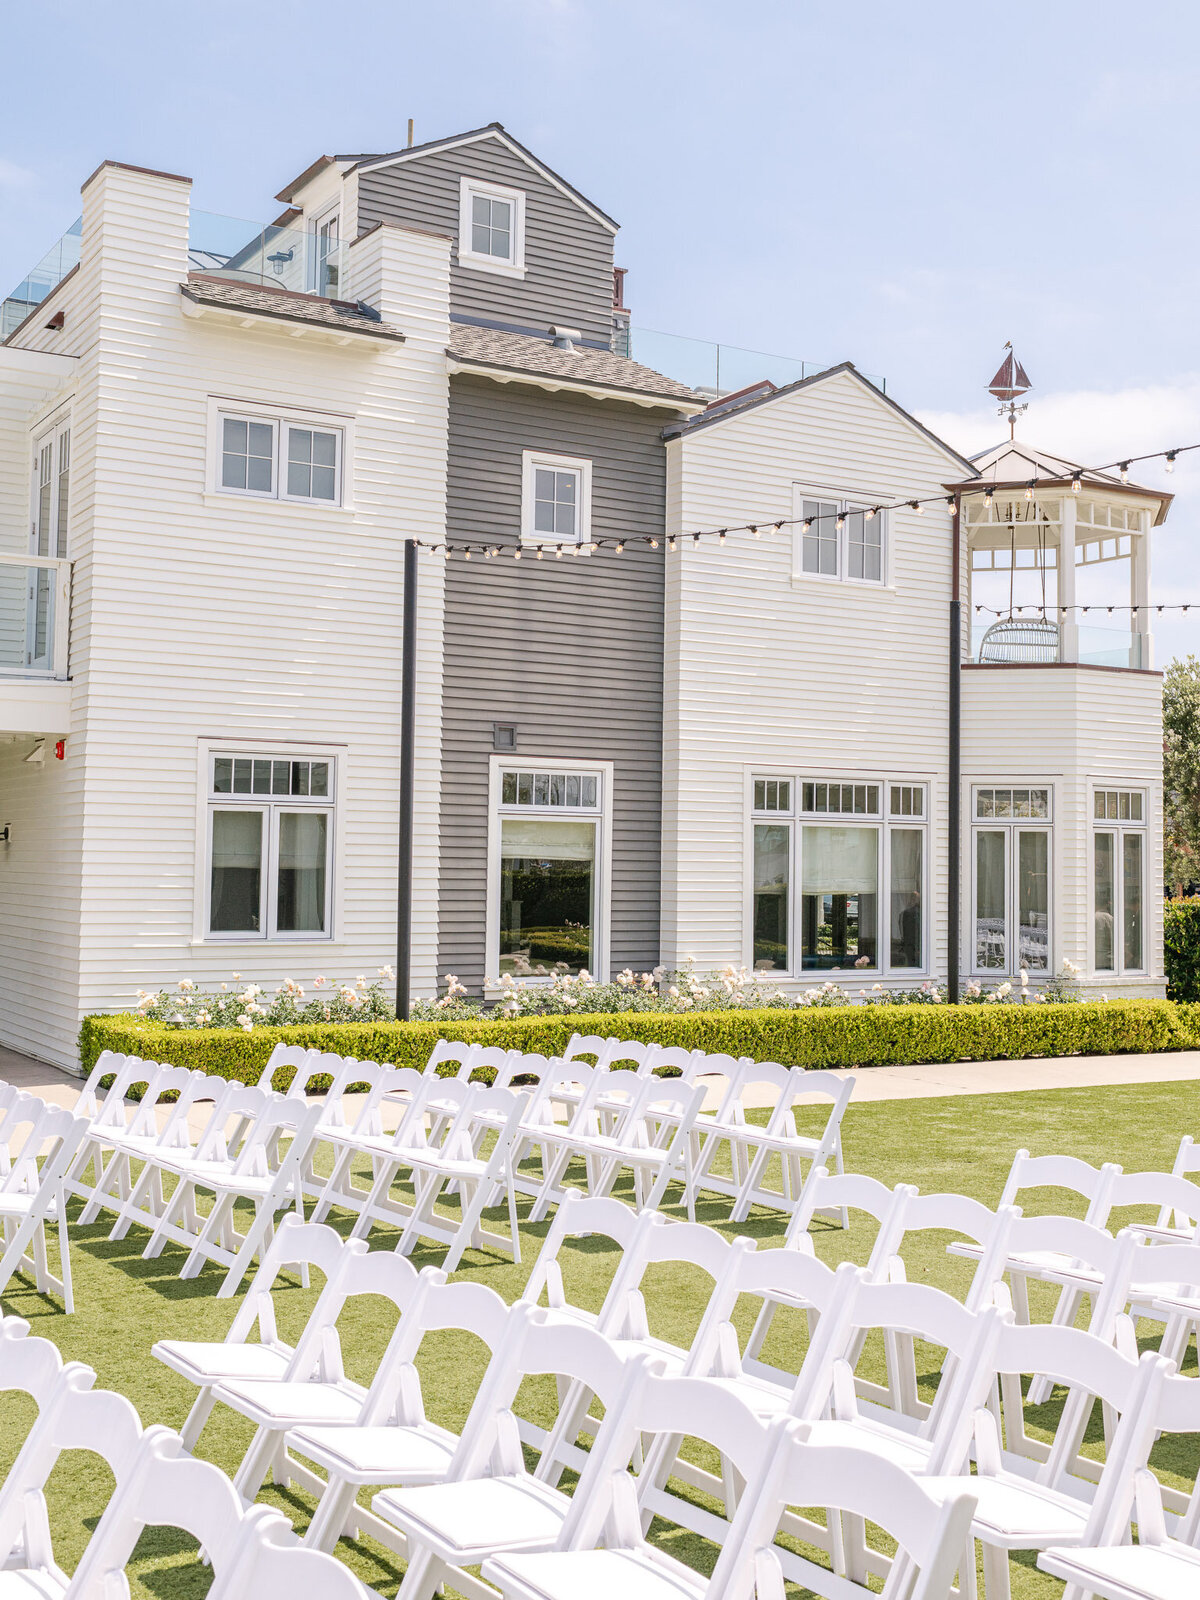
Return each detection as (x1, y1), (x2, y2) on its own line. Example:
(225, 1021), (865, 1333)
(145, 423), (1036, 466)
(6, 1042), (1200, 1113)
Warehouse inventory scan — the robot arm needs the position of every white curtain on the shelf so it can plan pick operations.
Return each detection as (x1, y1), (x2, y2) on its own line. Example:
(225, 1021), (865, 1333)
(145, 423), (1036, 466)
(802, 826), (878, 894)
(501, 818), (596, 862)
(278, 812), (327, 932)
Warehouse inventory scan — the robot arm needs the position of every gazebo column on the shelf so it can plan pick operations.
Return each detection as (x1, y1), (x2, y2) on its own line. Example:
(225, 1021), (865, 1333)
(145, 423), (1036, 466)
(1058, 497), (1078, 661)
(1131, 516), (1152, 668)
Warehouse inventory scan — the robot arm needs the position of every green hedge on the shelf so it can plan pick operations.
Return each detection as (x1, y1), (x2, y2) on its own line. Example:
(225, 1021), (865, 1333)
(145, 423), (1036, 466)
(1165, 898), (1200, 1002)
(79, 999), (1192, 1088)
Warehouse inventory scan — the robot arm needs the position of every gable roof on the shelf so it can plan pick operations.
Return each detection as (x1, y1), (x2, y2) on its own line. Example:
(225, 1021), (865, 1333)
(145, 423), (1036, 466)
(448, 324), (704, 407)
(960, 437), (1172, 524)
(662, 360), (979, 476)
(344, 123), (619, 233)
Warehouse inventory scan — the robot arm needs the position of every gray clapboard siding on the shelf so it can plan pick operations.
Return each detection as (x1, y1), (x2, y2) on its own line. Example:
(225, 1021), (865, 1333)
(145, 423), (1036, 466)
(437, 375), (676, 992)
(355, 135), (616, 343)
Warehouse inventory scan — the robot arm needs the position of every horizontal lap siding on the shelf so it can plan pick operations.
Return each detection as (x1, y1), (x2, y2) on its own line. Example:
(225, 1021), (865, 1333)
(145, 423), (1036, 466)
(356, 137), (615, 343)
(438, 376), (671, 991)
(665, 370), (962, 982)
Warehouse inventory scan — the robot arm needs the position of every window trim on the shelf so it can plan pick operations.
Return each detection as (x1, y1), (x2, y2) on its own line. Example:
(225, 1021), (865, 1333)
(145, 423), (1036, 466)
(968, 781), (1055, 977)
(206, 397), (352, 509)
(520, 450), (593, 548)
(485, 755), (614, 990)
(194, 739), (346, 944)
(790, 483), (889, 588)
(1088, 782), (1149, 978)
(744, 769), (931, 979)
(458, 176), (527, 278)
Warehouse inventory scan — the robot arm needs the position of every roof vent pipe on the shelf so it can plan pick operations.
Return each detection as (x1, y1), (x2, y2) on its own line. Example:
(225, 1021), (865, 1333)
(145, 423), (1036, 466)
(549, 325), (582, 351)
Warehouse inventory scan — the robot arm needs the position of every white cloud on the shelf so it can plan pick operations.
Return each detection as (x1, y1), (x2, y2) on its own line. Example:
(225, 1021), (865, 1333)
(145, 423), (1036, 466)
(0, 158), (35, 190)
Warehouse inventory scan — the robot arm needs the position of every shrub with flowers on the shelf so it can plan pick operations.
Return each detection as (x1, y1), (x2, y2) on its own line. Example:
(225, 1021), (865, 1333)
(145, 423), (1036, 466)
(134, 968), (398, 1031)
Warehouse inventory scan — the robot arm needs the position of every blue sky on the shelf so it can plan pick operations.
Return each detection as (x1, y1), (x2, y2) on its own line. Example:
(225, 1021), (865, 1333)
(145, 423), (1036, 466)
(3, 0), (1198, 661)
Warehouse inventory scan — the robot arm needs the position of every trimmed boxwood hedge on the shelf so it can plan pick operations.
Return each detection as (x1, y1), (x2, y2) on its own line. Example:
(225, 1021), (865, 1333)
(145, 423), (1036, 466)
(1165, 898), (1200, 1002)
(79, 999), (1194, 1088)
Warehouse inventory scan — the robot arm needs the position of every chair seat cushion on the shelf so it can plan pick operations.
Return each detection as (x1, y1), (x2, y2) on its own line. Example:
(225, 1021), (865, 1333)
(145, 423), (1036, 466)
(1039, 1538), (1200, 1596)
(373, 1474), (568, 1559)
(923, 1473), (1089, 1544)
(483, 1547), (706, 1600)
(0, 1572), (68, 1599)
(289, 1423), (456, 1483)
(800, 1417), (933, 1476)
(212, 1378), (362, 1427)
(152, 1340), (292, 1384)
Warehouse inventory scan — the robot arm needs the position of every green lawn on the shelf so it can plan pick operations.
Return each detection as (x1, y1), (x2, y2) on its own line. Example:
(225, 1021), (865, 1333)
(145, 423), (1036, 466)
(3, 1077), (1200, 1598)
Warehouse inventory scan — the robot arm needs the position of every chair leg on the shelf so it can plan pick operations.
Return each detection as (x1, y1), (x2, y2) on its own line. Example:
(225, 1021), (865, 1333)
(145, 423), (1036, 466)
(232, 1424), (280, 1505)
(180, 1388), (219, 1452)
(303, 1475), (358, 1553)
(56, 1208), (74, 1315)
(980, 1540), (1011, 1600)
(181, 1191), (233, 1281)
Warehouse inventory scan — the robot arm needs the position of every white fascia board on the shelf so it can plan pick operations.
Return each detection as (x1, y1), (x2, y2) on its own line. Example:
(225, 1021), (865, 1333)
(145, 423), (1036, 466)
(446, 356), (706, 412)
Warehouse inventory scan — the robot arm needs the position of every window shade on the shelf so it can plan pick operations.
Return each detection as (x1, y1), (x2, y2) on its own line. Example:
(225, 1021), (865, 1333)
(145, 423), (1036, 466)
(802, 826), (878, 894)
(501, 818), (596, 862)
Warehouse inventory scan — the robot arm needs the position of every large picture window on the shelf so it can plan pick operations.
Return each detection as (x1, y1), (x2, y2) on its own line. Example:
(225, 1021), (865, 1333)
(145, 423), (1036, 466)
(750, 776), (927, 976)
(206, 752), (335, 940)
(971, 787), (1051, 973)
(1093, 789), (1146, 974)
(491, 764), (607, 980)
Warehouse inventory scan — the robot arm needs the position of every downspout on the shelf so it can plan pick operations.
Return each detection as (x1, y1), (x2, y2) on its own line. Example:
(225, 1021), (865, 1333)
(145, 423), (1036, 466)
(948, 496), (962, 1002)
(396, 536), (417, 1021)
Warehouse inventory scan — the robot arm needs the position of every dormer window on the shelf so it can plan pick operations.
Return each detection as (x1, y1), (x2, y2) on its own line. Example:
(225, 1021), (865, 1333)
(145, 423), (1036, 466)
(458, 177), (526, 278)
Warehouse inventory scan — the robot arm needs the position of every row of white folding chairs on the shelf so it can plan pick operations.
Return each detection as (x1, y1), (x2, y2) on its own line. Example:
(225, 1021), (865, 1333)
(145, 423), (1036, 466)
(145, 1195), (1200, 1600)
(0, 1314), (376, 1598)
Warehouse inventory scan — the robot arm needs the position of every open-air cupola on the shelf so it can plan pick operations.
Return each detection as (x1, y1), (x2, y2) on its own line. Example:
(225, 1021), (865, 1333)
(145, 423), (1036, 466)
(954, 357), (1170, 670)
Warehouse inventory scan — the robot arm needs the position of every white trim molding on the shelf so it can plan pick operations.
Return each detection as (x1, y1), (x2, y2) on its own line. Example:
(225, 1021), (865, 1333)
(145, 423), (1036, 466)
(458, 175), (527, 278)
(520, 449), (593, 548)
(205, 395), (355, 509)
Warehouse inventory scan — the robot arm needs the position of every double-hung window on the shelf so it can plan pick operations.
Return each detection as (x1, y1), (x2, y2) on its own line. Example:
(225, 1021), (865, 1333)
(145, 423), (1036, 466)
(794, 491), (886, 584)
(490, 762), (608, 980)
(521, 451), (592, 548)
(1092, 788), (1146, 974)
(458, 177), (526, 276)
(215, 407), (344, 506)
(27, 415), (70, 671)
(206, 751), (335, 940)
(972, 788), (1051, 974)
(750, 776), (927, 975)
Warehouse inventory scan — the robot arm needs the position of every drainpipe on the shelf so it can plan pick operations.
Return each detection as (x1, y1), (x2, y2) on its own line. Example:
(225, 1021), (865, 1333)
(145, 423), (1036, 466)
(948, 495), (962, 1003)
(396, 536), (417, 1021)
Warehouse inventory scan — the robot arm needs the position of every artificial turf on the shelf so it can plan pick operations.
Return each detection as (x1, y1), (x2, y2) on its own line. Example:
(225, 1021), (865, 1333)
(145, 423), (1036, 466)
(2, 1075), (1199, 1598)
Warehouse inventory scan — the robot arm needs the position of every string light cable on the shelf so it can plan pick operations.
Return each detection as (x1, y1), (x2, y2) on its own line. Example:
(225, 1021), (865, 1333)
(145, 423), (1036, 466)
(410, 437), (1200, 560)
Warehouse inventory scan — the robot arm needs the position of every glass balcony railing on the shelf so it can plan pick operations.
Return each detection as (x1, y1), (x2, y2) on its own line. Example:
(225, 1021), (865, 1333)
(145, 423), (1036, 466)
(969, 620), (1146, 670)
(188, 210), (347, 299)
(627, 325), (886, 398)
(1, 217), (82, 339)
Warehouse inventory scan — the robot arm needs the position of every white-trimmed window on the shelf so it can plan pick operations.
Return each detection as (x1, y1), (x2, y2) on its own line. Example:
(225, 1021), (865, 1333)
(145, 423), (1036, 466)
(206, 751), (335, 940)
(1093, 788), (1146, 975)
(972, 787), (1052, 974)
(458, 177), (526, 277)
(488, 760), (611, 981)
(792, 489), (887, 585)
(521, 451), (592, 548)
(213, 406), (344, 505)
(750, 775), (927, 976)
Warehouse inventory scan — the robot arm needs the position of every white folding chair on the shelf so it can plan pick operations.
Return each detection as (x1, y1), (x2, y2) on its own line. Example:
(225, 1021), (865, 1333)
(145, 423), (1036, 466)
(256, 1042), (321, 1092)
(209, 1248), (438, 1510)
(293, 1275), (513, 1554)
(371, 1306), (663, 1600)
(309, 1065), (426, 1222)
(508, 1060), (604, 1207)
(350, 1080), (528, 1270)
(152, 1214), (355, 1449)
(65, 1052), (157, 1214)
(98, 1067), (230, 1238)
(0, 1098), (88, 1313)
(920, 1321), (1172, 1600)
(141, 1089), (322, 1297)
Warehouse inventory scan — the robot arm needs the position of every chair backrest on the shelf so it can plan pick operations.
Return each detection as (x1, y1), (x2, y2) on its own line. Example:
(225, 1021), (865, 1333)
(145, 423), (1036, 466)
(603, 1040), (656, 1073)
(785, 1168), (913, 1247)
(230, 1096), (322, 1178)
(999, 1148), (1121, 1222)
(359, 1275), (512, 1428)
(190, 1082), (274, 1161)
(521, 1190), (668, 1316)
(759, 1422), (980, 1600)
(220, 1214), (350, 1348)
(0, 1101), (88, 1199)
(630, 1075), (707, 1146)
(612, 1222), (755, 1348)
(425, 1040), (479, 1078)
(0, 1317), (94, 1408)
(257, 1043), (319, 1091)
(645, 1045), (707, 1080)
(215, 1512), (376, 1600)
(73, 1049), (128, 1119)
(888, 1191), (1012, 1307)
(1107, 1169), (1200, 1235)
(521, 1058), (602, 1127)
(467, 1047), (524, 1084)
(992, 1215), (1139, 1334)
(88, 1054), (156, 1130)
(563, 1032), (617, 1065)
(1171, 1133), (1200, 1180)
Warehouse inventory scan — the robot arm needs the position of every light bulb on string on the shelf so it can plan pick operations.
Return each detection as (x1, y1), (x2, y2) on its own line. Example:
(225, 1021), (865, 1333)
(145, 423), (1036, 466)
(513, 547), (522, 560)
(1166, 451), (1177, 472)
(1071, 470), (1082, 493)
(535, 546), (544, 560)
(1025, 481), (1035, 501)
(490, 547), (499, 559)
(773, 521), (784, 534)
(752, 525), (761, 539)
(835, 513), (845, 531)
(910, 500), (923, 514)
(649, 537), (659, 549)
(1120, 462), (1130, 483)
(463, 547), (471, 560)
(615, 540), (625, 553)
(984, 487), (994, 506)
(668, 535), (677, 551)
(718, 529), (727, 545)
(555, 545), (563, 559)
(692, 532), (701, 547)
(865, 507), (876, 521)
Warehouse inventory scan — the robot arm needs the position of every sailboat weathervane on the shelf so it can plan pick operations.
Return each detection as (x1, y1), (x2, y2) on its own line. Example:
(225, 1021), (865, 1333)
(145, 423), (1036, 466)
(988, 342), (1032, 438)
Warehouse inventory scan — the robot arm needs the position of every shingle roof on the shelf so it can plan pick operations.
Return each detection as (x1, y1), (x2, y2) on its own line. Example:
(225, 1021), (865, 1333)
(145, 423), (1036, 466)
(448, 323), (703, 405)
(181, 274), (406, 342)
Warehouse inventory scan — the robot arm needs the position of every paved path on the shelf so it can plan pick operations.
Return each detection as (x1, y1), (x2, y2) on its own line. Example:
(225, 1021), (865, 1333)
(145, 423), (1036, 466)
(6, 1042), (1200, 1113)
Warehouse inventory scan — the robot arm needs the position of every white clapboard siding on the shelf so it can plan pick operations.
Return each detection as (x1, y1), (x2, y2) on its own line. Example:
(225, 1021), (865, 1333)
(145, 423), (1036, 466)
(0, 163), (451, 1068)
(663, 367), (965, 987)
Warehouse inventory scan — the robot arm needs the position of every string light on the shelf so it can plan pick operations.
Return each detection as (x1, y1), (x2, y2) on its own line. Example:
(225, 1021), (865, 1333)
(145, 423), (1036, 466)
(513, 547), (522, 559)
(489, 547), (499, 559)
(692, 532), (701, 546)
(668, 535), (677, 551)
(615, 540), (626, 553)
(865, 507), (876, 521)
(773, 520), (784, 533)
(1025, 481), (1035, 501)
(1119, 463), (1130, 483)
(649, 537), (659, 549)
(911, 501), (923, 514)
(555, 545), (563, 559)
(752, 525), (761, 538)
(1166, 451), (1177, 472)
(835, 513), (845, 531)
(1071, 470), (1082, 493)
(463, 547), (471, 560)
(984, 488), (994, 506)
(718, 529), (727, 545)
(535, 546), (544, 559)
